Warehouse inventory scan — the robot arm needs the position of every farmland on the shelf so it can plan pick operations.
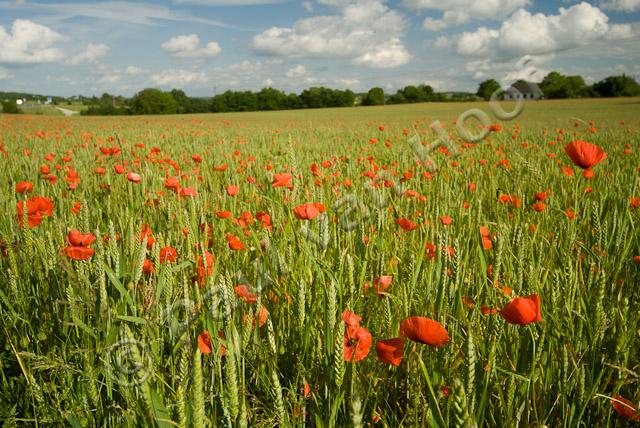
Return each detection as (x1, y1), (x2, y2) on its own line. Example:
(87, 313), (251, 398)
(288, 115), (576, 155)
(1, 97), (639, 426)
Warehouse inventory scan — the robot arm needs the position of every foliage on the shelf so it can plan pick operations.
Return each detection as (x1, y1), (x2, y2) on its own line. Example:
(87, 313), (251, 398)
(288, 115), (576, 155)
(130, 88), (179, 115)
(1, 98), (639, 426)
(539, 72), (591, 99)
(476, 79), (501, 101)
(1, 100), (22, 114)
(593, 75), (640, 97)
(362, 87), (385, 106)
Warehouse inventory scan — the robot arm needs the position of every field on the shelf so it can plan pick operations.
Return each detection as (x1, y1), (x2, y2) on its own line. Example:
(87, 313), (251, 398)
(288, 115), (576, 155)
(1, 97), (639, 426)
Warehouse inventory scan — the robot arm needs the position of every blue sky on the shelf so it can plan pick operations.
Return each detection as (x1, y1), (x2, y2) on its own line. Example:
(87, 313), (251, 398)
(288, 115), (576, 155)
(0, 0), (639, 97)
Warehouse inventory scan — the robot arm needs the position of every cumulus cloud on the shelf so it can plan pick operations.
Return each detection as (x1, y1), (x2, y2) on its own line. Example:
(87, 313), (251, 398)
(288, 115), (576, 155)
(252, 1), (410, 68)
(66, 43), (109, 65)
(405, 0), (530, 28)
(0, 19), (65, 64)
(161, 34), (221, 58)
(150, 69), (209, 86)
(600, 0), (640, 11)
(454, 3), (633, 58)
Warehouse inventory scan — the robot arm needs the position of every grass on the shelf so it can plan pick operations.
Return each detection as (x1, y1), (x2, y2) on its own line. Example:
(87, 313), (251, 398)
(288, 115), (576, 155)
(0, 98), (639, 426)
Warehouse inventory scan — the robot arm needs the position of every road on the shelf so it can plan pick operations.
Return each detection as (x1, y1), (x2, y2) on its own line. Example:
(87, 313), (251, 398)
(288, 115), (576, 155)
(56, 107), (79, 116)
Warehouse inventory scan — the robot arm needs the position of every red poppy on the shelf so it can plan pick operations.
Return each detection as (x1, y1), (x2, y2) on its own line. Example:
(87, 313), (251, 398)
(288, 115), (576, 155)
(534, 191), (548, 201)
(400, 317), (449, 347)
(226, 234), (245, 251)
(342, 310), (361, 327)
(159, 246), (178, 264)
(373, 275), (392, 295)
(179, 187), (197, 197)
(499, 294), (542, 325)
(127, 172), (141, 183)
(565, 210), (575, 219)
(143, 259), (154, 274)
(216, 210), (232, 219)
(198, 331), (212, 355)
(293, 202), (326, 220)
(532, 202), (546, 212)
(16, 181), (33, 194)
(196, 251), (215, 286)
(583, 169), (595, 179)
(234, 285), (257, 303)
(440, 215), (453, 225)
(396, 217), (417, 231)
(16, 196), (54, 228)
(65, 246), (94, 261)
(140, 224), (155, 249)
(375, 338), (404, 366)
(564, 140), (606, 169)
(480, 226), (492, 250)
(611, 394), (640, 421)
(634, 255), (640, 265)
(67, 230), (96, 247)
(630, 197), (639, 210)
(272, 172), (293, 189)
(164, 177), (180, 192)
(114, 164), (125, 174)
(344, 324), (372, 362)
(481, 305), (497, 315)
(226, 185), (239, 196)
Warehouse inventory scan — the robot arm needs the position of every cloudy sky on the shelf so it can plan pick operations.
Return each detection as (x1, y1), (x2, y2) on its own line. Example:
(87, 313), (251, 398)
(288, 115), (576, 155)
(0, 0), (639, 97)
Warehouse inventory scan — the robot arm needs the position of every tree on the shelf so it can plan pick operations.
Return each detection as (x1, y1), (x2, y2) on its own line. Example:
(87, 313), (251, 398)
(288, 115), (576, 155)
(362, 87), (385, 106)
(476, 79), (501, 100)
(1, 100), (22, 114)
(593, 75), (640, 97)
(539, 72), (588, 99)
(131, 88), (178, 115)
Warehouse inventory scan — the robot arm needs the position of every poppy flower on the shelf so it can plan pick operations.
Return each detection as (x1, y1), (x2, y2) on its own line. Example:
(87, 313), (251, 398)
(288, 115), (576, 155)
(179, 187), (197, 197)
(114, 164), (125, 174)
(344, 324), (372, 362)
(226, 234), (245, 251)
(565, 210), (575, 219)
(65, 246), (94, 261)
(159, 246), (177, 264)
(630, 197), (639, 210)
(561, 166), (574, 177)
(400, 316), (449, 347)
(198, 331), (212, 355)
(143, 259), (154, 274)
(534, 191), (548, 201)
(583, 169), (595, 179)
(196, 251), (215, 286)
(67, 230), (96, 247)
(127, 172), (141, 183)
(234, 285), (257, 303)
(16, 181), (33, 194)
(480, 226), (492, 250)
(16, 196), (54, 228)
(396, 217), (417, 232)
(564, 140), (606, 169)
(373, 275), (393, 295)
(272, 173), (293, 189)
(634, 255), (640, 265)
(440, 215), (453, 226)
(164, 177), (180, 192)
(342, 310), (361, 327)
(293, 202), (325, 220)
(375, 338), (404, 366)
(139, 224), (155, 249)
(226, 185), (239, 196)
(532, 202), (546, 212)
(499, 294), (542, 325)
(481, 305), (497, 315)
(216, 210), (232, 219)
(611, 394), (640, 421)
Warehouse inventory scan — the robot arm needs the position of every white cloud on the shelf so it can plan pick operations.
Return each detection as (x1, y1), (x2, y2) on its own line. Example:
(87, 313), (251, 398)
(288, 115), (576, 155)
(252, 1), (410, 68)
(302, 1), (313, 12)
(173, 0), (289, 4)
(455, 3), (633, 58)
(0, 66), (12, 79)
(161, 34), (221, 58)
(124, 65), (145, 75)
(600, 0), (640, 11)
(405, 0), (530, 28)
(0, 19), (65, 64)
(66, 43), (109, 65)
(98, 74), (121, 84)
(0, 2), (239, 30)
(285, 64), (308, 78)
(150, 69), (209, 86)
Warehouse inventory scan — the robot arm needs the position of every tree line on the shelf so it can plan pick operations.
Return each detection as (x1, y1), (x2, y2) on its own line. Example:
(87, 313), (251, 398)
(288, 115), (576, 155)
(3, 72), (639, 116)
(476, 72), (640, 100)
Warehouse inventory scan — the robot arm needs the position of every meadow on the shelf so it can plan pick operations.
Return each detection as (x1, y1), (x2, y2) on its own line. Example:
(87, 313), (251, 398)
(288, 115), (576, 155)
(0, 97), (639, 426)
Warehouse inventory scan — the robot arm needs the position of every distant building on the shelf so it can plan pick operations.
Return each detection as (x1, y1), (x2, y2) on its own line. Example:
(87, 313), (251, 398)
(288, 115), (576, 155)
(503, 81), (543, 100)
(16, 99), (23, 105)
(46, 97), (53, 104)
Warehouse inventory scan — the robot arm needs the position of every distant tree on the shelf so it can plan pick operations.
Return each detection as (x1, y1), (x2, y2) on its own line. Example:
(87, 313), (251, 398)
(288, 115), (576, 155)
(539, 72), (588, 99)
(256, 87), (287, 110)
(131, 88), (178, 115)
(1, 100), (22, 114)
(362, 87), (385, 106)
(592, 74), (640, 97)
(476, 79), (501, 100)
(170, 89), (190, 113)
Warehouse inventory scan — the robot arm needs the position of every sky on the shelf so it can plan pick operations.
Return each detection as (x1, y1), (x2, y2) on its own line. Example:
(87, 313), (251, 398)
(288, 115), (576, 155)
(0, 0), (639, 97)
